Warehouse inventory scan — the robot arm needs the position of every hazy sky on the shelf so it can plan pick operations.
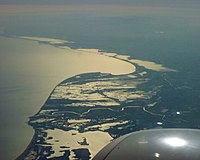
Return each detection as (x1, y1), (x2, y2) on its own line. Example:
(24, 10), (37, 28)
(0, 0), (200, 8)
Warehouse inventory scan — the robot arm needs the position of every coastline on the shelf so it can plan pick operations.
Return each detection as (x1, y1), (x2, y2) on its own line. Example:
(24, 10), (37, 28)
(0, 36), (135, 159)
(0, 36), (175, 159)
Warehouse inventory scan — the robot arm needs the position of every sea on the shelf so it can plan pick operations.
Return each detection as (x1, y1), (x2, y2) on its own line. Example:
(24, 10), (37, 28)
(0, 3), (200, 159)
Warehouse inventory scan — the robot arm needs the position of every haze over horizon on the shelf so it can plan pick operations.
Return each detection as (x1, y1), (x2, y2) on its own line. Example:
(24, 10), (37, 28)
(0, 0), (200, 8)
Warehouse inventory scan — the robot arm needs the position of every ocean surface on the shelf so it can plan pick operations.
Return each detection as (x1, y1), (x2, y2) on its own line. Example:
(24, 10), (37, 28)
(0, 4), (200, 159)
